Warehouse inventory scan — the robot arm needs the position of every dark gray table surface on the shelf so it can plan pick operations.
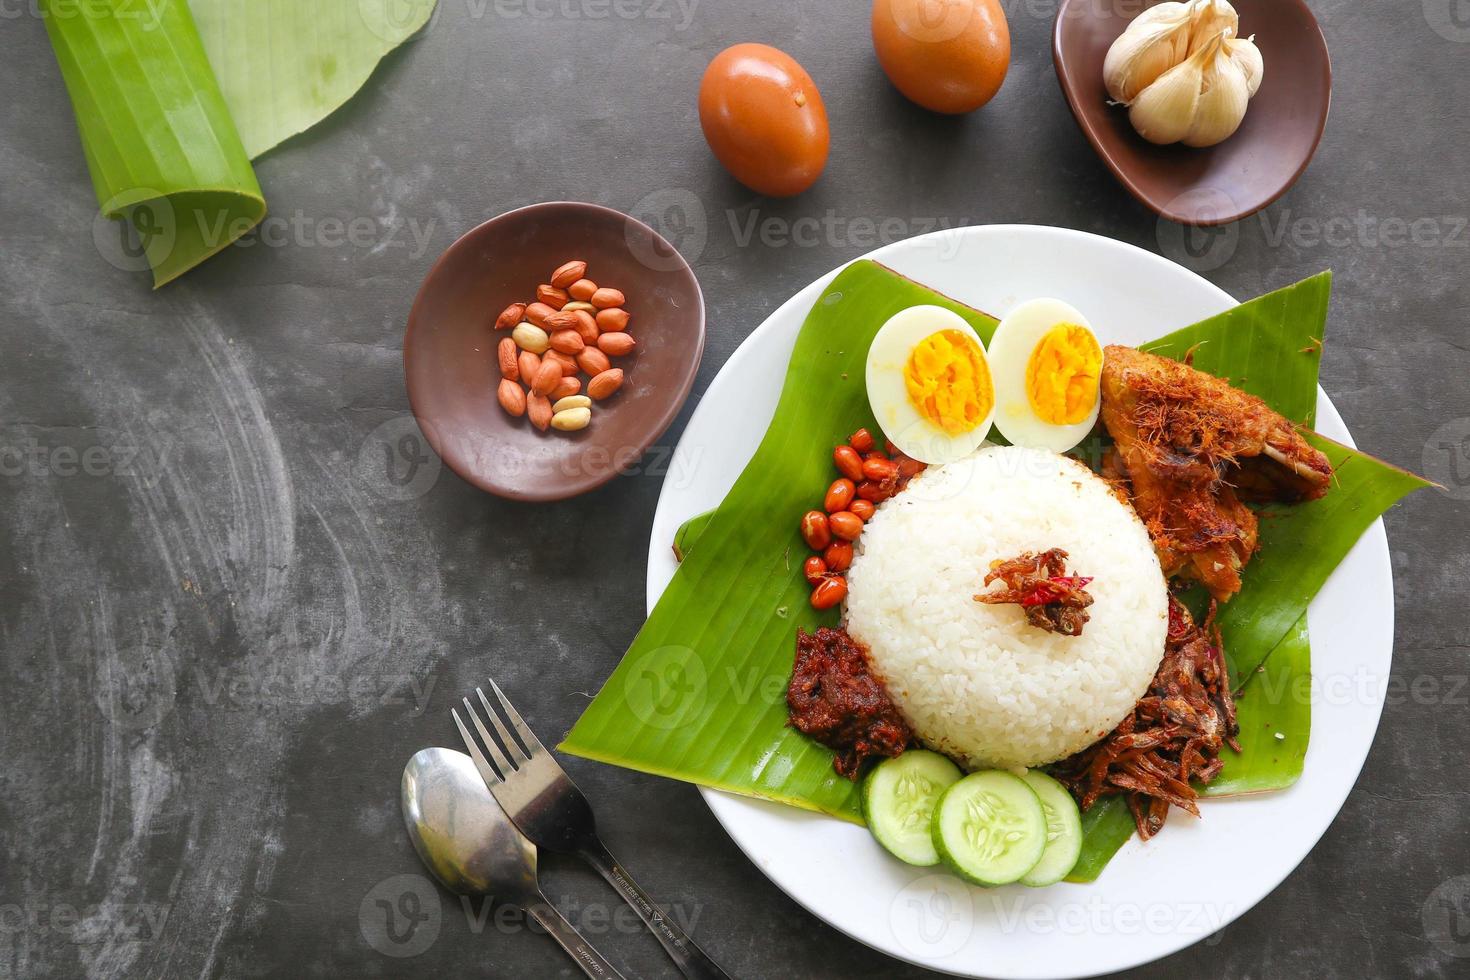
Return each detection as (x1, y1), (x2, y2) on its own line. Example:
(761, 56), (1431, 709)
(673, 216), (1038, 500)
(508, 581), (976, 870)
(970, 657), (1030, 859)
(3, 2), (1467, 978)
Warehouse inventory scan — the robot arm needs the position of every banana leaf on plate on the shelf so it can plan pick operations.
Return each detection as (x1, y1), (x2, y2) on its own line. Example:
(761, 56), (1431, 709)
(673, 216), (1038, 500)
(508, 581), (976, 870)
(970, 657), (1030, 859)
(561, 261), (1429, 880)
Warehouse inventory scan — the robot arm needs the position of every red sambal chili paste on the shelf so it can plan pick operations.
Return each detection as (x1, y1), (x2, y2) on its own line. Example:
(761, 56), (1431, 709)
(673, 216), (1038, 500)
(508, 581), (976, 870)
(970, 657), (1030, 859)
(787, 626), (913, 779)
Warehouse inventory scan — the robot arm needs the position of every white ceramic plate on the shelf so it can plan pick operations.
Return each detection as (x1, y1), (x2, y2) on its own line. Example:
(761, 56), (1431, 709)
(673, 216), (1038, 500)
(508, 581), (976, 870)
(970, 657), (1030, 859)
(645, 225), (1391, 978)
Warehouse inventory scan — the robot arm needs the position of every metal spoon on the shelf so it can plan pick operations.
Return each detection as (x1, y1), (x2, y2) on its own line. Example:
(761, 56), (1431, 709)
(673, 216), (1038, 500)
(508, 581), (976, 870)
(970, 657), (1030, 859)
(401, 747), (626, 979)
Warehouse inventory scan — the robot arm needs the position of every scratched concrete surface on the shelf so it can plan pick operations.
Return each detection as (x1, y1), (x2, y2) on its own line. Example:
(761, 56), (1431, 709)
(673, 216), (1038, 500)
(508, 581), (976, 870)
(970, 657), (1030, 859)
(1, 2), (1466, 978)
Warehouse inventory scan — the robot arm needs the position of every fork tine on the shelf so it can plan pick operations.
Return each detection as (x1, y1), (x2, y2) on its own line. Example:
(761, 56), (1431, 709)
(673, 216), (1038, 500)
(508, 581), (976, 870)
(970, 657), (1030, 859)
(467, 690), (526, 775)
(452, 707), (504, 787)
(475, 687), (529, 768)
(486, 676), (551, 760)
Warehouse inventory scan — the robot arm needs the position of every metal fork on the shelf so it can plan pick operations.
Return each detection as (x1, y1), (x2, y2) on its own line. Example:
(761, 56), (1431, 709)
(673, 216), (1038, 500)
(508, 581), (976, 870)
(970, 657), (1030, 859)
(454, 679), (732, 980)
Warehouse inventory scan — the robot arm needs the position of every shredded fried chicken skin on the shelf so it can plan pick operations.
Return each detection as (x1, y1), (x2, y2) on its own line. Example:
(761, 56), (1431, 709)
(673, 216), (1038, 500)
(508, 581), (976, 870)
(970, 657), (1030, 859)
(1099, 345), (1333, 600)
(1053, 596), (1240, 839)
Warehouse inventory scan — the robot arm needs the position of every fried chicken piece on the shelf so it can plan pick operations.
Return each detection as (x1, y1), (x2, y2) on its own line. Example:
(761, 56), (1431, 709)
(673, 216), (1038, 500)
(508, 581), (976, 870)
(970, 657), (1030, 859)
(1099, 345), (1333, 600)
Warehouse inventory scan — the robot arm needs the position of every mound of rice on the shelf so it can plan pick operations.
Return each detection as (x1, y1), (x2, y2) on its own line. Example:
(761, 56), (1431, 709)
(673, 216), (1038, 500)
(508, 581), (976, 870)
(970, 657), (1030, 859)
(844, 444), (1167, 770)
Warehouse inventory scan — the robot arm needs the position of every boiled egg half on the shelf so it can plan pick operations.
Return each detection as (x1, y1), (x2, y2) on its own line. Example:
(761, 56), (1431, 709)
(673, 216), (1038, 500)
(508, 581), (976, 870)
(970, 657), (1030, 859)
(865, 305), (995, 464)
(988, 298), (1103, 453)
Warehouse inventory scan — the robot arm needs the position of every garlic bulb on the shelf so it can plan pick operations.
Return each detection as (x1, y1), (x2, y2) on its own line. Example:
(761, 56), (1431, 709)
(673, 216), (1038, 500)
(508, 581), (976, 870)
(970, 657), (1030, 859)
(1226, 33), (1264, 97)
(1128, 29), (1252, 148)
(1183, 32), (1250, 146)
(1186, 0), (1238, 53)
(1103, 2), (1196, 104)
(1127, 42), (1206, 145)
(1104, 0), (1264, 149)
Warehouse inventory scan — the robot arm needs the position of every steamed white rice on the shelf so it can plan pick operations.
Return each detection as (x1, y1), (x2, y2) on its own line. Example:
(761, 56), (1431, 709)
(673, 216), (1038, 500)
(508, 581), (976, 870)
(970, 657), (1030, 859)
(844, 444), (1167, 770)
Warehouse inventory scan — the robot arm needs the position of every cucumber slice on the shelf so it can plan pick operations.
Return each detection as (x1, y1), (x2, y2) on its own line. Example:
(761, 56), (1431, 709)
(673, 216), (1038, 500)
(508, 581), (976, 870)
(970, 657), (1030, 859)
(1017, 770), (1083, 887)
(862, 751), (963, 867)
(931, 770), (1046, 886)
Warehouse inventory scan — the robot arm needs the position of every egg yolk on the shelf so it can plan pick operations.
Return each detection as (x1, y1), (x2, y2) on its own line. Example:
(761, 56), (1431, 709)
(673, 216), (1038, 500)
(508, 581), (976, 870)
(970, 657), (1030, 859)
(1025, 325), (1101, 425)
(904, 330), (993, 434)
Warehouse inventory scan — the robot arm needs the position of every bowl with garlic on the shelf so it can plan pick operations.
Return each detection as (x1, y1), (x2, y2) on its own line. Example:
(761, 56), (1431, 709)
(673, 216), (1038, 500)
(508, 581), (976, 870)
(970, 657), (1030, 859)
(1053, 0), (1330, 226)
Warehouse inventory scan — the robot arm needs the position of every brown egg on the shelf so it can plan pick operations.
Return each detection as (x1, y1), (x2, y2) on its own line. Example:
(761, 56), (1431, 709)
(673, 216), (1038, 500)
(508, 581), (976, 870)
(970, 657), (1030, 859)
(698, 43), (830, 197)
(871, 0), (1010, 115)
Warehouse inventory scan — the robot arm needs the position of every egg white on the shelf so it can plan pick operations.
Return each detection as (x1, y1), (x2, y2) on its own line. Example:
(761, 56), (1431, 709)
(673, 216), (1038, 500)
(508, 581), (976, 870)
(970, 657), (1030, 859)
(988, 298), (1103, 453)
(865, 305), (995, 464)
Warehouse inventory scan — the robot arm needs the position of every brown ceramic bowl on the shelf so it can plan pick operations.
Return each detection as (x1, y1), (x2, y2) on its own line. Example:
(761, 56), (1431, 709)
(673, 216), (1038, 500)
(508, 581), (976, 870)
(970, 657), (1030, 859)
(404, 202), (705, 501)
(1054, 0), (1331, 226)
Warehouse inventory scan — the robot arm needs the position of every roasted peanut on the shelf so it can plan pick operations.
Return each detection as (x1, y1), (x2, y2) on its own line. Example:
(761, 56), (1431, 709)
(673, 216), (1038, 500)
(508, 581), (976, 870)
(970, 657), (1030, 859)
(568, 278), (598, 301)
(512, 322), (550, 354)
(590, 287), (625, 309)
(803, 556), (828, 586)
(850, 499), (876, 522)
(495, 302), (526, 330)
(862, 457), (899, 482)
(549, 330), (586, 355)
(563, 300), (597, 315)
(537, 284), (570, 309)
(524, 302), (557, 327)
(550, 376), (582, 400)
(551, 406), (592, 432)
(849, 428), (875, 453)
(587, 368), (624, 400)
(577, 348), (612, 376)
(800, 510), (831, 550)
(527, 393), (552, 431)
(810, 576), (847, 610)
(595, 307), (630, 332)
(572, 310), (600, 344)
(542, 310), (581, 333)
(518, 350), (542, 382)
(544, 350), (579, 376)
(531, 359), (562, 396)
(824, 479), (856, 513)
(550, 260), (587, 289)
(498, 338), (520, 380)
(828, 511), (863, 541)
(823, 541), (854, 572)
(597, 332), (636, 356)
(552, 395), (592, 413)
(497, 379), (527, 417)
(833, 445), (864, 482)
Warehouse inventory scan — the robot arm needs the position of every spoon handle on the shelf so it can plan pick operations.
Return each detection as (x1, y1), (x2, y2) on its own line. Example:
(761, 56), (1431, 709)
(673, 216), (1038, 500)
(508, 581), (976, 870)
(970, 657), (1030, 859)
(580, 841), (732, 980)
(526, 897), (626, 980)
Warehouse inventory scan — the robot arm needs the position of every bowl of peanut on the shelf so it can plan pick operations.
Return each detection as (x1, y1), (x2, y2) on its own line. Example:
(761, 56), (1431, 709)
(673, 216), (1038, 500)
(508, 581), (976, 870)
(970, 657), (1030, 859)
(405, 201), (705, 501)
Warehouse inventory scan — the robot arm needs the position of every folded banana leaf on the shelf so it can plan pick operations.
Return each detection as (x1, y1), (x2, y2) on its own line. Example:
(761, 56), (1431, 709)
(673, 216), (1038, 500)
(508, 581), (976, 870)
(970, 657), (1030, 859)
(44, 0), (435, 286)
(43, 0), (265, 287)
(562, 261), (1428, 880)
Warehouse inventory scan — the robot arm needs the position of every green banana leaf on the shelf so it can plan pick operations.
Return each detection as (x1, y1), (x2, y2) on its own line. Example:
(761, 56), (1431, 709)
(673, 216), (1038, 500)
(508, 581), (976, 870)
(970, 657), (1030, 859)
(562, 261), (1428, 876)
(43, 0), (265, 287)
(44, 0), (435, 286)
(192, 0), (438, 159)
